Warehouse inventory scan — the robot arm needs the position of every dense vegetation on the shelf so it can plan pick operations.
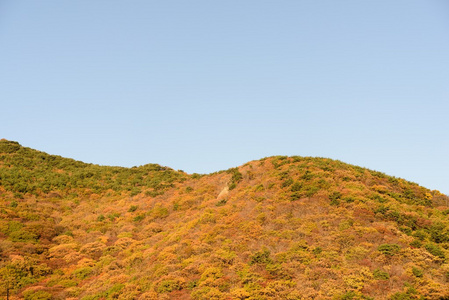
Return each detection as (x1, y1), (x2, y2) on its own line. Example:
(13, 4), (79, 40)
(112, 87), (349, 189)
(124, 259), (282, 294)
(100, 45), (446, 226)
(1, 139), (449, 299)
(0, 140), (186, 198)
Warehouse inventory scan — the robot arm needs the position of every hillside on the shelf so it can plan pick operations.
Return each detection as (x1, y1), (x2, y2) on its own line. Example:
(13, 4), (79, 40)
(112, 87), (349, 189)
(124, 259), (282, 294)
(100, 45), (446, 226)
(1, 139), (449, 300)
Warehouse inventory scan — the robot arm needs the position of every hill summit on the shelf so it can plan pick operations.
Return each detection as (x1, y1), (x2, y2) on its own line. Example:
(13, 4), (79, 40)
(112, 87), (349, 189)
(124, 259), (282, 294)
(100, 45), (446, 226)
(1, 140), (449, 299)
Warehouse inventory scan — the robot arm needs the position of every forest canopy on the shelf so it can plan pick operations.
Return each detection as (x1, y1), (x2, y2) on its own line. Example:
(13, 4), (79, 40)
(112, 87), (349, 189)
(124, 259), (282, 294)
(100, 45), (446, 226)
(1, 140), (449, 299)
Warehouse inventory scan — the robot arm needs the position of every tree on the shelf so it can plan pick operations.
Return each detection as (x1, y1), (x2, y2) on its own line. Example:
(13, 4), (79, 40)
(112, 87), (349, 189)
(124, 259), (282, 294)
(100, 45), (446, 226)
(0, 263), (20, 300)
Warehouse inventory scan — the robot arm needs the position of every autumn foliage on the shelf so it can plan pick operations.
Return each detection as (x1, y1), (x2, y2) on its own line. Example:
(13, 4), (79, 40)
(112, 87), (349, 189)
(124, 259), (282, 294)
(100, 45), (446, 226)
(1, 140), (449, 299)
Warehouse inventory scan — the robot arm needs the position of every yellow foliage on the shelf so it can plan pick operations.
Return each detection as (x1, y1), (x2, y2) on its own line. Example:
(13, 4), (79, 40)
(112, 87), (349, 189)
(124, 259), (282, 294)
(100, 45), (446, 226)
(343, 274), (365, 291)
(48, 243), (78, 259)
(2, 147), (449, 299)
(231, 288), (250, 299)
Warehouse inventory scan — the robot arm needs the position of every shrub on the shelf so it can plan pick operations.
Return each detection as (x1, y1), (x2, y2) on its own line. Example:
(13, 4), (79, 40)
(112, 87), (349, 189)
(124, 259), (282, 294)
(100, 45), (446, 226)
(425, 243), (445, 259)
(377, 244), (400, 256)
(312, 247), (322, 255)
(72, 267), (93, 280)
(187, 279), (198, 289)
(343, 196), (355, 203)
(105, 283), (125, 298)
(282, 178), (294, 188)
(153, 205), (169, 219)
(5, 220), (23, 234)
(128, 205), (138, 212)
(228, 168), (243, 190)
(399, 226), (412, 235)
(371, 194), (387, 203)
(329, 191), (342, 206)
(336, 291), (358, 300)
(302, 170), (313, 180)
(427, 222), (449, 243)
(412, 230), (428, 241)
(409, 240), (422, 248)
(145, 190), (163, 197)
(250, 249), (272, 265)
(0, 140), (21, 153)
(107, 212), (120, 221)
(130, 188), (141, 196)
(390, 292), (413, 300)
(373, 268), (390, 280)
(304, 185), (320, 197)
(411, 267), (423, 278)
(230, 168), (243, 182)
(254, 184), (264, 192)
(133, 214), (145, 222)
(23, 290), (52, 300)
(9, 230), (38, 243)
(291, 182), (302, 192)
(157, 279), (183, 293)
(199, 267), (223, 282)
(290, 192), (302, 201)
(191, 286), (223, 300)
(216, 199), (227, 206)
(58, 279), (78, 287)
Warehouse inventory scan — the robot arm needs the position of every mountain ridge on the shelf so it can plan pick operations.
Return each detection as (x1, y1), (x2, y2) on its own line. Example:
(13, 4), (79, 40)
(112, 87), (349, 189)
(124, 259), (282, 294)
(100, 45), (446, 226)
(1, 139), (449, 299)
(1, 139), (444, 196)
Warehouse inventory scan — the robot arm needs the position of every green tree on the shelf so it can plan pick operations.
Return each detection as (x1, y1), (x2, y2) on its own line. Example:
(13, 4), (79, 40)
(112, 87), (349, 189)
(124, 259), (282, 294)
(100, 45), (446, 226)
(0, 263), (22, 300)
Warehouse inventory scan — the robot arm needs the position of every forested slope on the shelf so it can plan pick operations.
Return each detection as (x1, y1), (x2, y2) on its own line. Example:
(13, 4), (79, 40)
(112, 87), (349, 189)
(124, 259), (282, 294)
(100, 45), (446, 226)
(1, 139), (449, 299)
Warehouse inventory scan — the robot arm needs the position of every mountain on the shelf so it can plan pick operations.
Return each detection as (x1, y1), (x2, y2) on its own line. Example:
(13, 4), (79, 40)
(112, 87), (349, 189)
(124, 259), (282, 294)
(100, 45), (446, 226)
(1, 139), (449, 300)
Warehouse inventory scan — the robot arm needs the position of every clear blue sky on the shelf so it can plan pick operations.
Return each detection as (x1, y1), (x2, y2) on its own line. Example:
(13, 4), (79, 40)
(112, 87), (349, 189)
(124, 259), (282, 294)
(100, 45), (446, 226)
(1, 1), (448, 194)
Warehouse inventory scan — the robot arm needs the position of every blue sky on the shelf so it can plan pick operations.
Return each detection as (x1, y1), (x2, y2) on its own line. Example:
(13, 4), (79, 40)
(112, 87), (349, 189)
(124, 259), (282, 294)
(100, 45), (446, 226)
(1, 1), (448, 194)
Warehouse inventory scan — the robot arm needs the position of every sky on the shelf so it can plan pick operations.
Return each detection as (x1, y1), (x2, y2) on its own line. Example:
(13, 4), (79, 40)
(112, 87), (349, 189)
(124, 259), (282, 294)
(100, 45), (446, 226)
(1, 1), (448, 194)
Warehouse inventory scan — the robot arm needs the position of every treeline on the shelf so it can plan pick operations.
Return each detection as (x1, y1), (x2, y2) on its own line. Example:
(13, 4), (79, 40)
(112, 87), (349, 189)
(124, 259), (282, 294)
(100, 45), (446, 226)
(0, 140), (186, 197)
